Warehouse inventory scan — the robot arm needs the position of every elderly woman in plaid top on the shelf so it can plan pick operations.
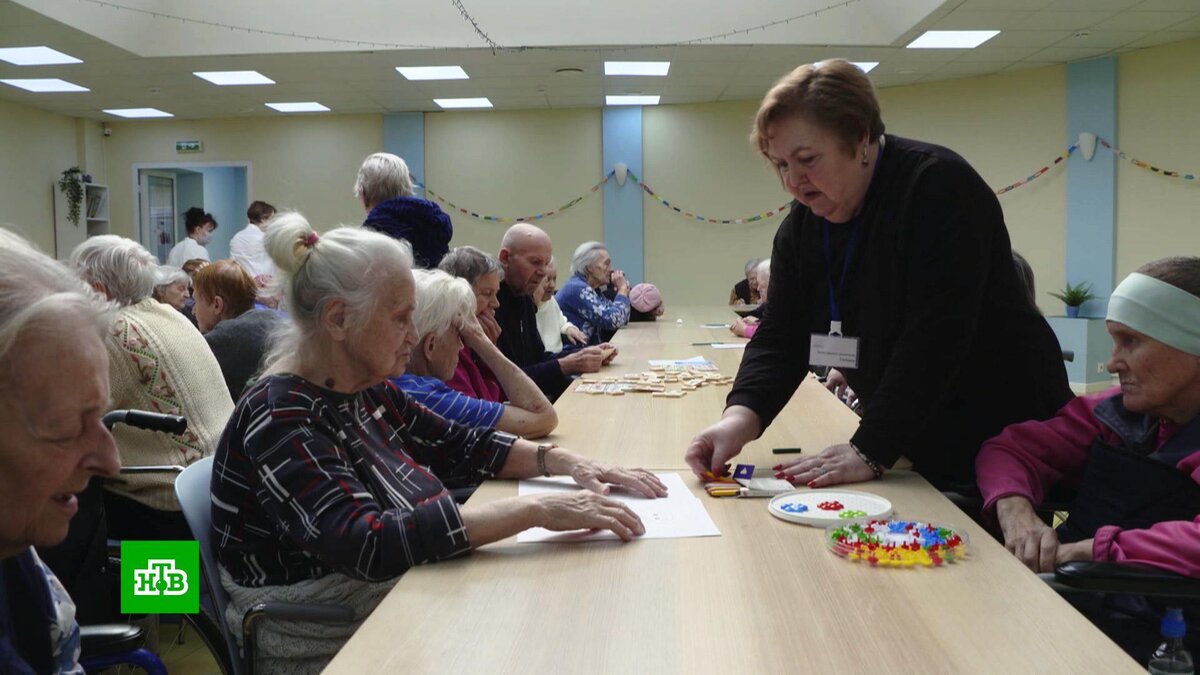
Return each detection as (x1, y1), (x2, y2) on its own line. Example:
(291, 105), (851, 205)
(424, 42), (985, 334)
(210, 213), (666, 674)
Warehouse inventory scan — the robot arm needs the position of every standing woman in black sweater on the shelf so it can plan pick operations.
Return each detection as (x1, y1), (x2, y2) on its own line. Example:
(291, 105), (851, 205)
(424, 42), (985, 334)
(685, 59), (1072, 491)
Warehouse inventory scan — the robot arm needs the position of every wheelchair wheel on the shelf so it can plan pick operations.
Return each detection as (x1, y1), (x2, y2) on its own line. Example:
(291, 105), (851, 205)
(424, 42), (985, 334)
(181, 610), (236, 675)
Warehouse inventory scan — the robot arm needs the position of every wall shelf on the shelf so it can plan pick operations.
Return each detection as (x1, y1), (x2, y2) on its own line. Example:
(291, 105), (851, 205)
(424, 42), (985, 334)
(53, 181), (108, 259)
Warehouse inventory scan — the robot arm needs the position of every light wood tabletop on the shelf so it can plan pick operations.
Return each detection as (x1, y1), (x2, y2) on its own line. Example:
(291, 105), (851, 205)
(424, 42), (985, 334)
(326, 306), (1141, 674)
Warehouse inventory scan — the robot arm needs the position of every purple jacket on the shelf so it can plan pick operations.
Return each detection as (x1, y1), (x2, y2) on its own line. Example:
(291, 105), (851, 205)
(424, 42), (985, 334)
(363, 196), (452, 268)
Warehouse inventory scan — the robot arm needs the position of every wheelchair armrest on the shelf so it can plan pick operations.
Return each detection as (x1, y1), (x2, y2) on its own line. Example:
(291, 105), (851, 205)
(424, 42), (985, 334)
(103, 410), (187, 434)
(242, 601), (356, 673)
(1055, 561), (1200, 600)
(79, 623), (145, 658)
(244, 601), (356, 627)
(118, 465), (186, 475)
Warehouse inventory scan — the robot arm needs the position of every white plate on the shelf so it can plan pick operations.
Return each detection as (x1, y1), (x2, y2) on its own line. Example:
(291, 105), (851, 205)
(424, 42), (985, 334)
(768, 489), (894, 527)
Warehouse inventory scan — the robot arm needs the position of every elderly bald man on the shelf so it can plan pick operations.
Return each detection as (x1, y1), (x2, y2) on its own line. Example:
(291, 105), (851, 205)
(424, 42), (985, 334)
(495, 223), (613, 400)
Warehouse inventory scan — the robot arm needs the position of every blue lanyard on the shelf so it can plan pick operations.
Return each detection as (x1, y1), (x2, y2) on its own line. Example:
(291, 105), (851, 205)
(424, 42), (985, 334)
(819, 140), (885, 326)
(821, 220), (860, 324)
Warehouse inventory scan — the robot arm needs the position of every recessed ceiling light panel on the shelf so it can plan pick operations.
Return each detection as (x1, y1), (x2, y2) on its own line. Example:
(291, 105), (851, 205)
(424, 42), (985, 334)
(193, 70), (275, 86)
(850, 62), (880, 73)
(0, 46), (81, 66)
(0, 78), (89, 92)
(103, 107), (173, 118)
(396, 66), (469, 80)
(266, 101), (330, 113)
(434, 97), (493, 109)
(906, 30), (999, 49)
(604, 61), (670, 76)
(606, 95), (660, 106)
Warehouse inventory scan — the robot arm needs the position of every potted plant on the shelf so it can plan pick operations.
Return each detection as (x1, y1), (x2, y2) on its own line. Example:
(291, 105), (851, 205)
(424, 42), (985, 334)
(57, 167), (84, 227)
(1049, 281), (1097, 318)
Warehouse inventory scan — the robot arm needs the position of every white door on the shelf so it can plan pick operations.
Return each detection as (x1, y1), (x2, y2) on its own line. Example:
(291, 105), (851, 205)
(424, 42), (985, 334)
(138, 170), (177, 263)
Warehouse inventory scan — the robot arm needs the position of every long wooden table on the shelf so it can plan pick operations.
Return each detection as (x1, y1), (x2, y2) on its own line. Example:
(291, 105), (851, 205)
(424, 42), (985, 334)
(327, 307), (1140, 674)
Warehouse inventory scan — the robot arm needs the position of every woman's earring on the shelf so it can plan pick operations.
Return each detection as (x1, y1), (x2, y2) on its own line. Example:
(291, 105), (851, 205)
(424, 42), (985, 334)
(861, 147), (869, 165)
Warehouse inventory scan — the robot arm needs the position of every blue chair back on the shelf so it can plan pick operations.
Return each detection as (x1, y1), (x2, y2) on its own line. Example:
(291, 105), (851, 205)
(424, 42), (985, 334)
(176, 456), (243, 675)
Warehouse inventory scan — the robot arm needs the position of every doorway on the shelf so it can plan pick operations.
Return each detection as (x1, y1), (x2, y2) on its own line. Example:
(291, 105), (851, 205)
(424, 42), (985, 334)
(133, 162), (251, 264)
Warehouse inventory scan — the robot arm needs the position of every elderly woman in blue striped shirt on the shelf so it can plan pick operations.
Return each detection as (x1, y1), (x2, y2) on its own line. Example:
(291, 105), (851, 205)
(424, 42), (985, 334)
(394, 268), (559, 438)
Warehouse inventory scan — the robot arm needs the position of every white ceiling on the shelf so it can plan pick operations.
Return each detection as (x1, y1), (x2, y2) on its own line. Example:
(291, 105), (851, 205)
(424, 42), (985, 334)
(0, 0), (1197, 121)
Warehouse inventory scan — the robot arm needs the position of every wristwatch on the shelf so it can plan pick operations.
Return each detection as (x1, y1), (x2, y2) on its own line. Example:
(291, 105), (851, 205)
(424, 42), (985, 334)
(536, 443), (558, 477)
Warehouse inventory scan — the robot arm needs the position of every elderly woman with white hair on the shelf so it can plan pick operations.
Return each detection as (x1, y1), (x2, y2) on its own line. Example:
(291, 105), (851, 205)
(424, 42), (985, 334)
(730, 259), (771, 339)
(212, 214), (665, 673)
(0, 227), (121, 673)
(555, 241), (632, 346)
(70, 235), (233, 541)
(151, 264), (191, 312)
(533, 258), (587, 354)
(393, 269), (558, 438)
(356, 151), (453, 268)
(729, 257), (762, 306)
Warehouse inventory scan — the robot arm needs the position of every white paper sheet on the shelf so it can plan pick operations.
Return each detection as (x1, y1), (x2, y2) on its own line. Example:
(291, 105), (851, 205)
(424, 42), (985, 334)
(701, 323), (731, 328)
(710, 343), (748, 349)
(647, 356), (718, 371)
(516, 472), (721, 543)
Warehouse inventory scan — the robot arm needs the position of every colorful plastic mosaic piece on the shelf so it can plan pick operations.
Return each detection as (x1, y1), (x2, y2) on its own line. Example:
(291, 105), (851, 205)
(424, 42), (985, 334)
(817, 501), (844, 511)
(826, 519), (968, 569)
(838, 509), (867, 519)
(779, 502), (809, 514)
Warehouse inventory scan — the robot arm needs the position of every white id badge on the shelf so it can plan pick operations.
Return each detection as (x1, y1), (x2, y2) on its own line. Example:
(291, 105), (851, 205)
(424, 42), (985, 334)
(810, 333), (860, 368)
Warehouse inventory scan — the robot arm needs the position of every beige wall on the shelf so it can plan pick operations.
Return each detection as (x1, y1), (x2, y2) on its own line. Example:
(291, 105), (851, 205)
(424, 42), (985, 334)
(425, 108), (603, 260)
(879, 65), (1068, 315)
(640, 66), (1069, 309)
(102, 114), (383, 240)
(643, 101), (788, 307)
(3, 36), (1198, 306)
(1116, 36), (1200, 279)
(0, 98), (85, 255)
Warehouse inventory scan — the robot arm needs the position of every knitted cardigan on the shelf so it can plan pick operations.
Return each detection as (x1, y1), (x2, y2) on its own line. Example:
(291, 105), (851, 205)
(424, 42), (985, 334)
(104, 299), (233, 511)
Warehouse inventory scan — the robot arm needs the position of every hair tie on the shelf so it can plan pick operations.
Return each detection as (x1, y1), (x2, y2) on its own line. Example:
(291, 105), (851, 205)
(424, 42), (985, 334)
(303, 232), (320, 248)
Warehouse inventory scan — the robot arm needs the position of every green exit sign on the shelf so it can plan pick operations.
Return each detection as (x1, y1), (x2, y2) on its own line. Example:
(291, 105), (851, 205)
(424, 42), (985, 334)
(176, 140), (203, 153)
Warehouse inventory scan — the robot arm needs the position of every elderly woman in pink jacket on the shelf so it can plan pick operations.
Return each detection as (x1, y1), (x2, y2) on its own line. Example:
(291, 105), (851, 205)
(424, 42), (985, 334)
(977, 256), (1200, 655)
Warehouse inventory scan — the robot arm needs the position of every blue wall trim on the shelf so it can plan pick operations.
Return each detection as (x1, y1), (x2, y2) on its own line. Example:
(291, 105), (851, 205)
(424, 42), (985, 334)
(1065, 57), (1117, 318)
(602, 107), (644, 284)
(383, 113), (426, 198)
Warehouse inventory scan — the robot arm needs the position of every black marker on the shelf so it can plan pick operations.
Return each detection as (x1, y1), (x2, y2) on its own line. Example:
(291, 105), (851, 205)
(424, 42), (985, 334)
(772, 447), (804, 455)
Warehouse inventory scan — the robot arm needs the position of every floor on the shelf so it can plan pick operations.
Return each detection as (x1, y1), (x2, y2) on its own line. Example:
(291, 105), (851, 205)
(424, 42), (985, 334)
(96, 621), (223, 675)
(156, 622), (224, 675)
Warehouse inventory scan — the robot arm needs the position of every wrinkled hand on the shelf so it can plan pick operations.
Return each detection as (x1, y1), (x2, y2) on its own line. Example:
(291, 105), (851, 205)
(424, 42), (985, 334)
(612, 270), (630, 294)
(598, 343), (619, 365)
(532, 491), (646, 541)
(730, 317), (748, 338)
(1055, 539), (1094, 567)
(569, 459), (668, 499)
(559, 346), (605, 374)
(775, 443), (876, 488)
(997, 496), (1062, 573)
(734, 298), (746, 307)
(253, 274), (273, 288)
(459, 315), (491, 351)
(478, 312), (502, 344)
(654, 305), (665, 317)
(564, 325), (588, 345)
